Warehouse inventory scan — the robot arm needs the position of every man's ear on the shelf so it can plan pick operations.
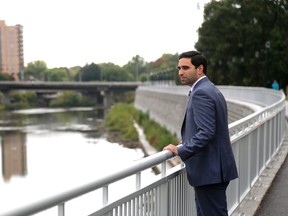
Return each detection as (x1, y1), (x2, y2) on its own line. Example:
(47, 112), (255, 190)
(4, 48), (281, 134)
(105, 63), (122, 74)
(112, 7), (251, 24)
(197, 65), (204, 75)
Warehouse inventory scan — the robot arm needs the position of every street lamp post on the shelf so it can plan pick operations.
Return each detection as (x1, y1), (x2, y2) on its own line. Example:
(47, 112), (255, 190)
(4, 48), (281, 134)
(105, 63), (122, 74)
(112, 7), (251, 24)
(254, 51), (261, 85)
(135, 56), (144, 81)
(136, 63), (139, 81)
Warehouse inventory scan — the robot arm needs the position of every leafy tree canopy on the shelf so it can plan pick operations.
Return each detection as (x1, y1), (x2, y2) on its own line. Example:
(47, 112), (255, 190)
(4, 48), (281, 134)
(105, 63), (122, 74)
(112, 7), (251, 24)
(100, 63), (133, 81)
(46, 68), (70, 81)
(25, 60), (47, 81)
(195, 0), (288, 88)
(78, 63), (101, 82)
(148, 53), (179, 83)
(123, 55), (147, 81)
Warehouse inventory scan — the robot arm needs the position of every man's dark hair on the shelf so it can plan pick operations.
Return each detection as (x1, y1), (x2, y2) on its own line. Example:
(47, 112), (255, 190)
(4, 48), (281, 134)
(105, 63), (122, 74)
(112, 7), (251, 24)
(179, 51), (207, 74)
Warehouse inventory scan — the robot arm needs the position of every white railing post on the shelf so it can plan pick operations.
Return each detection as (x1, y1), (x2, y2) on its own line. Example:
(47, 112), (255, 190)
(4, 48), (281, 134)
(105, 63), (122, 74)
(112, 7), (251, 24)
(161, 162), (166, 177)
(103, 185), (108, 206)
(58, 203), (65, 216)
(136, 172), (141, 190)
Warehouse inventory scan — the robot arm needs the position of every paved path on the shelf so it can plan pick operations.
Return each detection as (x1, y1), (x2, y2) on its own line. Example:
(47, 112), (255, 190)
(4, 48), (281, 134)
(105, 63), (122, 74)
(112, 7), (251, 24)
(255, 155), (288, 215)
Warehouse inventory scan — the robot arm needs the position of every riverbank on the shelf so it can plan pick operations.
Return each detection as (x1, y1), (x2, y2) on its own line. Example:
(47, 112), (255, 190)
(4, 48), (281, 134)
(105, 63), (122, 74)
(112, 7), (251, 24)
(133, 121), (181, 172)
(103, 102), (181, 172)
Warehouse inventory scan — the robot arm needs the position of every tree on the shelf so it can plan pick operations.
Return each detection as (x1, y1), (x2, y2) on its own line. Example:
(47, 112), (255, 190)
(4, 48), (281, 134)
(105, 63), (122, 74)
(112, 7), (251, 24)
(148, 53), (179, 83)
(46, 68), (70, 81)
(78, 63), (101, 82)
(123, 55), (147, 81)
(195, 0), (288, 88)
(100, 63), (133, 81)
(69, 66), (81, 81)
(25, 61), (48, 81)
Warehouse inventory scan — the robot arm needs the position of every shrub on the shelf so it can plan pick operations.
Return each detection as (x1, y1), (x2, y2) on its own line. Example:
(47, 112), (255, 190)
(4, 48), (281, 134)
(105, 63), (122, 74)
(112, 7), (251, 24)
(105, 103), (138, 141)
(8, 92), (42, 109)
(49, 91), (95, 107)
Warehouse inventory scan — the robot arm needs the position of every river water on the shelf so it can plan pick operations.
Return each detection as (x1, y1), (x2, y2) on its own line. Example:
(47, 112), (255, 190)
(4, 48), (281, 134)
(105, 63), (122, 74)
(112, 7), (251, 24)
(0, 108), (154, 215)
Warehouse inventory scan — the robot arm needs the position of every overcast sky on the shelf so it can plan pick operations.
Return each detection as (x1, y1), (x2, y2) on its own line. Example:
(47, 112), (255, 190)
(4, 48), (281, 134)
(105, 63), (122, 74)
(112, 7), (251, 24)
(0, 0), (210, 68)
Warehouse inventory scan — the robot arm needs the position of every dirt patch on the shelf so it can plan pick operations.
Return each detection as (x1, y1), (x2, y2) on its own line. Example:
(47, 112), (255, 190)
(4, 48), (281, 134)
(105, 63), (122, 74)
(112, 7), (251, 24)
(104, 130), (141, 149)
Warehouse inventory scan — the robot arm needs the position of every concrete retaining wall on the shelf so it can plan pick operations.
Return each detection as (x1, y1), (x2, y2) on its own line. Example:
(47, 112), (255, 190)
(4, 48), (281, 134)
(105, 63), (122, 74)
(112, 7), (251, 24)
(134, 85), (258, 138)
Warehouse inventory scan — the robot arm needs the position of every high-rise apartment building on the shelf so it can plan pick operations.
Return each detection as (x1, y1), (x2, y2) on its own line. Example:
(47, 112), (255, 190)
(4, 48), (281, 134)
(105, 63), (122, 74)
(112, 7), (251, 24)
(0, 20), (24, 80)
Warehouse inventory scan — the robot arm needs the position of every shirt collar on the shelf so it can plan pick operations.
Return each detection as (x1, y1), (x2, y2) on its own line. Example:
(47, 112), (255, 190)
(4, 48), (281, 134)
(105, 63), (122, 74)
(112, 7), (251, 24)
(190, 76), (206, 93)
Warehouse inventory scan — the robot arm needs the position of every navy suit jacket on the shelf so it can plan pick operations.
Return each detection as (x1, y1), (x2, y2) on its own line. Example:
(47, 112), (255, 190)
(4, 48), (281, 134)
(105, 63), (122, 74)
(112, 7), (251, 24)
(177, 77), (238, 187)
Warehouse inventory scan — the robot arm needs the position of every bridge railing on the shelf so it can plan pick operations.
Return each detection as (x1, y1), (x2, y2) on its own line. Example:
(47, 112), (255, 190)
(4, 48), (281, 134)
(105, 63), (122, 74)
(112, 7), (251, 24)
(1, 86), (286, 216)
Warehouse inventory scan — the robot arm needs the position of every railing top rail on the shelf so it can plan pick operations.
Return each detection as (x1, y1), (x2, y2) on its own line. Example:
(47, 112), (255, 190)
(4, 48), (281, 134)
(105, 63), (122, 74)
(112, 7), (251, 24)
(228, 95), (285, 142)
(0, 151), (174, 216)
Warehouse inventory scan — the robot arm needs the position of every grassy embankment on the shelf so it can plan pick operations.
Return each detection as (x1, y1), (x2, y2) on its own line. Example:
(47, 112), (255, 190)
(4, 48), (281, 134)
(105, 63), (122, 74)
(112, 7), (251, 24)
(105, 103), (178, 151)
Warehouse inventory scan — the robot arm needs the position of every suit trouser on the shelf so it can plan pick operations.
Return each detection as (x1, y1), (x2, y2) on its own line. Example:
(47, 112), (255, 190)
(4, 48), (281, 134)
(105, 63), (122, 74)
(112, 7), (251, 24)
(194, 181), (230, 216)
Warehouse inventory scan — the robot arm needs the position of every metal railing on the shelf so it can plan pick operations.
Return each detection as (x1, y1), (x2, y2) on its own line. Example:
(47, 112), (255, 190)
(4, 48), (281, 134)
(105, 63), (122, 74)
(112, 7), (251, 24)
(1, 86), (286, 216)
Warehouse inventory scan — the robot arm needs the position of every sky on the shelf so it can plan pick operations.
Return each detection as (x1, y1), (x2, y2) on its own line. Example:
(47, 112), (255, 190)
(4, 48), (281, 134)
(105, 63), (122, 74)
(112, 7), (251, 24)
(0, 0), (210, 68)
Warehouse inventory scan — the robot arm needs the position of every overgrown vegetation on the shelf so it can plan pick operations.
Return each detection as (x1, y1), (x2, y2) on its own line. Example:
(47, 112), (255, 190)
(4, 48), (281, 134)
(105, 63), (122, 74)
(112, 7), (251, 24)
(7, 92), (44, 109)
(134, 110), (178, 151)
(50, 91), (95, 107)
(105, 103), (139, 142)
(105, 103), (178, 151)
(0, 91), (96, 110)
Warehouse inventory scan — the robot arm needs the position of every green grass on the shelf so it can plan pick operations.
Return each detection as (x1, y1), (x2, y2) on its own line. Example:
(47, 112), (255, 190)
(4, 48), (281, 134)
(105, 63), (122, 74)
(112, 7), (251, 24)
(105, 103), (138, 141)
(105, 103), (178, 151)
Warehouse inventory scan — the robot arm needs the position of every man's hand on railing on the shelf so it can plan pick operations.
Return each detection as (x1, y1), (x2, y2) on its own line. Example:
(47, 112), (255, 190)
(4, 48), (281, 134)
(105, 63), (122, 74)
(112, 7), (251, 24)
(163, 144), (179, 156)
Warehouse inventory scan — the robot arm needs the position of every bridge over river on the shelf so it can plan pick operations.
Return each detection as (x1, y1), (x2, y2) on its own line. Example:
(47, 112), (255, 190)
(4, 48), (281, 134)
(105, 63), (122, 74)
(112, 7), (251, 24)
(0, 81), (143, 107)
(0, 81), (142, 91)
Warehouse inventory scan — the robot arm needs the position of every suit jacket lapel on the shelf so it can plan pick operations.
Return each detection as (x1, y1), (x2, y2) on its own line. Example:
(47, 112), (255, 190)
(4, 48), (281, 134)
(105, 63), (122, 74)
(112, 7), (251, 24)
(181, 77), (208, 138)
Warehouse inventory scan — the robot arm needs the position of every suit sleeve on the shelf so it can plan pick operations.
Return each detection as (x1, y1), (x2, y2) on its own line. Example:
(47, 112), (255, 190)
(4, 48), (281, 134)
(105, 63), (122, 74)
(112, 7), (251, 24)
(177, 89), (216, 161)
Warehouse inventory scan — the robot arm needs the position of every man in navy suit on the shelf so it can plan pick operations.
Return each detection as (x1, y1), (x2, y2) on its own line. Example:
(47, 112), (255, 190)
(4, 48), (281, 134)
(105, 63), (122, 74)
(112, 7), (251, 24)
(164, 51), (238, 216)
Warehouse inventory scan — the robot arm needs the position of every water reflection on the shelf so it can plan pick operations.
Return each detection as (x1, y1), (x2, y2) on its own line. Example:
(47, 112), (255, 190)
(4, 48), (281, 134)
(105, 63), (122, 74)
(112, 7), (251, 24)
(0, 107), (147, 215)
(1, 132), (27, 182)
(0, 108), (105, 183)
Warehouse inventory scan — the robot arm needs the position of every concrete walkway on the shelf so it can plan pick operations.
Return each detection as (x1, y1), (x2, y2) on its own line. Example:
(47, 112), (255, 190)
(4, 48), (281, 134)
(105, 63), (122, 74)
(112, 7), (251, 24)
(255, 155), (288, 215)
(232, 101), (288, 216)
